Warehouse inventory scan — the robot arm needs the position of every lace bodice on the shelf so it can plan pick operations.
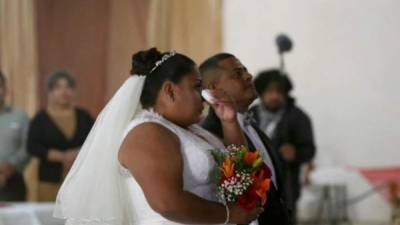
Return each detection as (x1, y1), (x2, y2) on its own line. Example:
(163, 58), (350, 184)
(119, 110), (225, 225)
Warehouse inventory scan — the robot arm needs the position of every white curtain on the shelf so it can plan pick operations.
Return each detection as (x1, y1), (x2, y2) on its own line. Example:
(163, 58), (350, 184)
(0, 0), (40, 202)
(0, 0), (38, 116)
(148, 0), (222, 63)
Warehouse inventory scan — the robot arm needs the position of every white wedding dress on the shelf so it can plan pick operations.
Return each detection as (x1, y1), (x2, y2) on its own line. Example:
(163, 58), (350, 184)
(118, 110), (226, 225)
(54, 76), (231, 225)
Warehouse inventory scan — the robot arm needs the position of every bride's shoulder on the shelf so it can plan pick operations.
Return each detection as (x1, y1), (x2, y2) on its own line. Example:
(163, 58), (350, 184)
(127, 122), (178, 142)
(121, 109), (180, 146)
(124, 110), (175, 136)
(119, 118), (181, 161)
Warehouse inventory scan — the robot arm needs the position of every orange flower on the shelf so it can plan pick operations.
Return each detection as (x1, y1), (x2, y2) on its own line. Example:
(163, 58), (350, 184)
(244, 150), (260, 165)
(251, 164), (272, 206)
(221, 158), (235, 178)
(254, 178), (271, 205)
(251, 164), (271, 181)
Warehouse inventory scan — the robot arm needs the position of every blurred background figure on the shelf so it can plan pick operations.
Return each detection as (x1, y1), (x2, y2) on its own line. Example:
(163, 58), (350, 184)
(27, 70), (94, 202)
(0, 71), (29, 201)
(250, 69), (316, 223)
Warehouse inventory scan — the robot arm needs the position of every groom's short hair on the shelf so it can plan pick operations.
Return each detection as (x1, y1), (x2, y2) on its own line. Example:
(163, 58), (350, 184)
(199, 53), (235, 88)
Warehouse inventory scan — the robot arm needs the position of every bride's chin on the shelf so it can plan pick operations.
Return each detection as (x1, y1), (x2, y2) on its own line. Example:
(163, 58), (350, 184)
(192, 113), (202, 124)
(193, 116), (201, 123)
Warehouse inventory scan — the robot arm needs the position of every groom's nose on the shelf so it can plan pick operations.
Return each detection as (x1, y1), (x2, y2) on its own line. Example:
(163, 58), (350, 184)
(243, 71), (252, 82)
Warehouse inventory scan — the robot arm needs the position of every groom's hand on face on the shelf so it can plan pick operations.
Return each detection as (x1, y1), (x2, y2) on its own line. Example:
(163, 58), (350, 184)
(279, 143), (296, 162)
(209, 89), (238, 123)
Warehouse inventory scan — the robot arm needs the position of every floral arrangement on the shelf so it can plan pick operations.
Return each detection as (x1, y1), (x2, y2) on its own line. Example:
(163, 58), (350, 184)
(210, 145), (272, 210)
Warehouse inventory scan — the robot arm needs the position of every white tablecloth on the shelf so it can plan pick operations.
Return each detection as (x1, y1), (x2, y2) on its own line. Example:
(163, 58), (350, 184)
(0, 203), (64, 225)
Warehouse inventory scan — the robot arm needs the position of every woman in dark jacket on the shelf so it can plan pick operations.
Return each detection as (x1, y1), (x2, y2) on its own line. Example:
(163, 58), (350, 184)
(27, 70), (93, 201)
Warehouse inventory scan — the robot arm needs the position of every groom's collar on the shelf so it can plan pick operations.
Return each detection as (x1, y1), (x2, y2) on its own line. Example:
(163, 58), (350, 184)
(237, 111), (256, 128)
(237, 113), (245, 129)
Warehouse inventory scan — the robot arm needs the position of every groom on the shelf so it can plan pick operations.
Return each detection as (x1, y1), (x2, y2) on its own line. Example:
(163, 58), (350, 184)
(200, 53), (291, 225)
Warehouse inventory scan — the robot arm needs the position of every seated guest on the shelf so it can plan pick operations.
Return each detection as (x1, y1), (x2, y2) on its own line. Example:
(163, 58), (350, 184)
(250, 69), (316, 224)
(27, 70), (94, 202)
(0, 71), (29, 201)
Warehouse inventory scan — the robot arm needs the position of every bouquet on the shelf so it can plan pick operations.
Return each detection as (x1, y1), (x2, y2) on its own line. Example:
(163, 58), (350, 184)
(210, 145), (272, 210)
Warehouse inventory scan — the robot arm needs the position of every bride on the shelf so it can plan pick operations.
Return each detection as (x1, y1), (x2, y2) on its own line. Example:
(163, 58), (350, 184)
(54, 48), (263, 225)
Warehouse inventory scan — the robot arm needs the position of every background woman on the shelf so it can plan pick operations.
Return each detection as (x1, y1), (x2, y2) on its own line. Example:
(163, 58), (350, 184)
(27, 70), (94, 202)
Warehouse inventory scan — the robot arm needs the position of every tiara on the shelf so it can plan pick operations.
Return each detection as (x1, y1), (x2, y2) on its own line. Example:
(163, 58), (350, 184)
(149, 50), (176, 73)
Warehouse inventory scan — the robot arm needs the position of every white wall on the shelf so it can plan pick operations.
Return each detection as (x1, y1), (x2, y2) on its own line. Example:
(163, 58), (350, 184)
(223, 0), (400, 222)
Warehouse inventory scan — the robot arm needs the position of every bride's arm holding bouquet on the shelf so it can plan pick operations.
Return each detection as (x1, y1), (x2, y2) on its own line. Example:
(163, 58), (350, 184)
(119, 123), (262, 225)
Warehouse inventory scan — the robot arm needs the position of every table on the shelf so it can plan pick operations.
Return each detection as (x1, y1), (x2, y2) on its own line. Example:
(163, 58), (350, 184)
(0, 203), (64, 225)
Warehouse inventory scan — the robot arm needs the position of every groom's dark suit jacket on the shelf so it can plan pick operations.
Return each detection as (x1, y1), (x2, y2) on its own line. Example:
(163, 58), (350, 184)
(202, 109), (291, 225)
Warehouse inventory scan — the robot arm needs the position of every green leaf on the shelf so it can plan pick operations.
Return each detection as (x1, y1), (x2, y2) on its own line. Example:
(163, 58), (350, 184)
(252, 157), (263, 169)
(210, 149), (226, 165)
(209, 168), (222, 184)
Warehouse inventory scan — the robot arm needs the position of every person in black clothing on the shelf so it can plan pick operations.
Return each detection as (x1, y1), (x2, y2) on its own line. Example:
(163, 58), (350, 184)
(250, 69), (316, 224)
(27, 70), (93, 201)
(200, 54), (291, 225)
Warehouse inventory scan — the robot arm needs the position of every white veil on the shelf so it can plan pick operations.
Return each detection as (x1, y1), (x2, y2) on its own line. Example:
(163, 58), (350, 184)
(54, 75), (146, 225)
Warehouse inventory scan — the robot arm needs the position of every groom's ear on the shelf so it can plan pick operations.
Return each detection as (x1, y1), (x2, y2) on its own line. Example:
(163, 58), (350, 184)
(161, 81), (175, 102)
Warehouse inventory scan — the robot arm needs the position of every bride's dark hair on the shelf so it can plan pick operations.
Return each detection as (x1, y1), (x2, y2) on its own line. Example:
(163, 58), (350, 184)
(130, 48), (196, 108)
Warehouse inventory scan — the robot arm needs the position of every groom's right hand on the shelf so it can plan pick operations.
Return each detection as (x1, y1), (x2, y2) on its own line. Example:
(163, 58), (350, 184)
(228, 203), (264, 224)
(210, 89), (238, 123)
